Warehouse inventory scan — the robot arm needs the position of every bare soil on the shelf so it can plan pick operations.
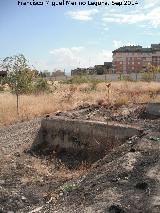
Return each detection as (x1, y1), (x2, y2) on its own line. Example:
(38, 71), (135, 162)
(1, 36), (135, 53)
(0, 103), (160, 213)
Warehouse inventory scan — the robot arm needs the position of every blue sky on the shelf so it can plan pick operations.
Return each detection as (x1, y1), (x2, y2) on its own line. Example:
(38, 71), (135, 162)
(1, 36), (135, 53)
(0, 0), (160, 73)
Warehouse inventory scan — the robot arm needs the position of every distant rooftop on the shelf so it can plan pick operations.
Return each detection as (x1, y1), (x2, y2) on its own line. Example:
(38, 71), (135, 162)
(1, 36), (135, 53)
(151, 44), (160, 50)
(113, 44), (160, 53)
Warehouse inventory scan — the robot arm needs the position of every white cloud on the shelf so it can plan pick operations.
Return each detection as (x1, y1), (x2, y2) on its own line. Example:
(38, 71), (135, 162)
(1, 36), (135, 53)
(139, 24), (147, 28)
(103, 26), (109, 31)
(113, 40), (122, 48)
(103, 13), (146, 24)
(113, 40), (136, 49)
(148, 8), (160, 28)
(49, 47), (84, 55)
(49, 47), (85, 70)
(97, 50), (112, 62)
(144, 0), (159, 9)
(31, 47), (112, 73)
(66, 9), (98, 21)
(102, 5), (160, 28)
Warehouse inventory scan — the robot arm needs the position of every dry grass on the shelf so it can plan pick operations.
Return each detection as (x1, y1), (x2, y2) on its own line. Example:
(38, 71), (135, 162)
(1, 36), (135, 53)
(0, 81), (160, 126)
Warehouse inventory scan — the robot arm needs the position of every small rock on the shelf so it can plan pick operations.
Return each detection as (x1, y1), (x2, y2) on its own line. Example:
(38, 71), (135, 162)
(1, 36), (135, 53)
(0, 180), (5, 185)
(21, 196), (27, 201)
(135, 182), (148, 190)
(59, 192), (63, 196)
(28, 206), (43, 213)
(119, 179), (128, 184)
(14, 152), (20, 157)
(108, 204), (126, 213)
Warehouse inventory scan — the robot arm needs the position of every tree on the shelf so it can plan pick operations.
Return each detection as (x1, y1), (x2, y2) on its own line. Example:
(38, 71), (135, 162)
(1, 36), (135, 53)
(96, 66), (104, 75)
(2, 54), (34, 114)
(34, 77), (49, 93)
(146, 64), (160, 81)
(2, 54), (34, 92)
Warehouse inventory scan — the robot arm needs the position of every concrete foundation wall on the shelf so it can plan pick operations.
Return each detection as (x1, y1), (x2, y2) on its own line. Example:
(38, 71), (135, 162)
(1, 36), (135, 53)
(146, 103), (160, 117)
(32, 117), (142, 160)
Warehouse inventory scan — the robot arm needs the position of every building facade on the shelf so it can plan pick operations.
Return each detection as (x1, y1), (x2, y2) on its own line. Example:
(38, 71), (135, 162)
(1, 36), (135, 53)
(0, 71), (7, 77)
(52, 70), (65, 77)
(112, 44), (160, 73)
(71, 62), (112, 76)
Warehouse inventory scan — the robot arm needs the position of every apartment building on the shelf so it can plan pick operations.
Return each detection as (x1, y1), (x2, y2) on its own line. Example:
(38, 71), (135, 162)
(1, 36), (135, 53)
(71, 62), (112, 76)
(52, 70), (65, 77)
(112, 44), (160, 73)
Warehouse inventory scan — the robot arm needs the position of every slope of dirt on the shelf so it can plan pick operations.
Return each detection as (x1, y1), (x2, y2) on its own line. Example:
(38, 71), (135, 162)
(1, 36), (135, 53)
(50, 132), (160, 213)
(0, 104), (160, 213)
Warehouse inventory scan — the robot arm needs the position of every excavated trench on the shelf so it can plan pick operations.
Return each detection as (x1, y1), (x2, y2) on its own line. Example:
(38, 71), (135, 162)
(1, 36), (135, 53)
(31, 116), (143, 168)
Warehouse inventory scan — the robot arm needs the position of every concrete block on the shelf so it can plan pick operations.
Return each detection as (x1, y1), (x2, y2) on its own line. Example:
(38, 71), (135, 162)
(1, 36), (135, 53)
(31, 116), (143, 162)
(146, 103), (160, 118)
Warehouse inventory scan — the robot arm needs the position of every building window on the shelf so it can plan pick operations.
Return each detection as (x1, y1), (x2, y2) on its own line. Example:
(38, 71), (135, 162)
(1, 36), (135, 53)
(138, 62), (140, 64)
(132, 62), (134, 65)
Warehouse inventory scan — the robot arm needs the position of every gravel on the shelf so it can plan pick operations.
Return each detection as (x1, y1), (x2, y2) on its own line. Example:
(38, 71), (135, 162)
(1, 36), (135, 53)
(0, 118), (41, 156)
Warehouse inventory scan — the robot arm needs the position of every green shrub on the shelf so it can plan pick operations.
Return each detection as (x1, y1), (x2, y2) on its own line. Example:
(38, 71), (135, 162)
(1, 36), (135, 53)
(62, 75), (103, 86)
(60, 183), (78, 193)
(141, 72), (154, 82)
(0, 85), (4, 92)
(34, 77), (50, 93)
(63, 75), (90, 84)
(120, 74), (134, 82)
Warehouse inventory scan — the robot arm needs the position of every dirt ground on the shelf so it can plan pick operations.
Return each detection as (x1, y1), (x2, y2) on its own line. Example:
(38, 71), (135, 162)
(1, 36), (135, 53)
(0, 103), (160, 213)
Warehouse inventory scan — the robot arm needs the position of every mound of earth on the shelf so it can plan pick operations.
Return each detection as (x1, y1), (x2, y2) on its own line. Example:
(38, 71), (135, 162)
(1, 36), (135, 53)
(0, 103), (159, 213)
